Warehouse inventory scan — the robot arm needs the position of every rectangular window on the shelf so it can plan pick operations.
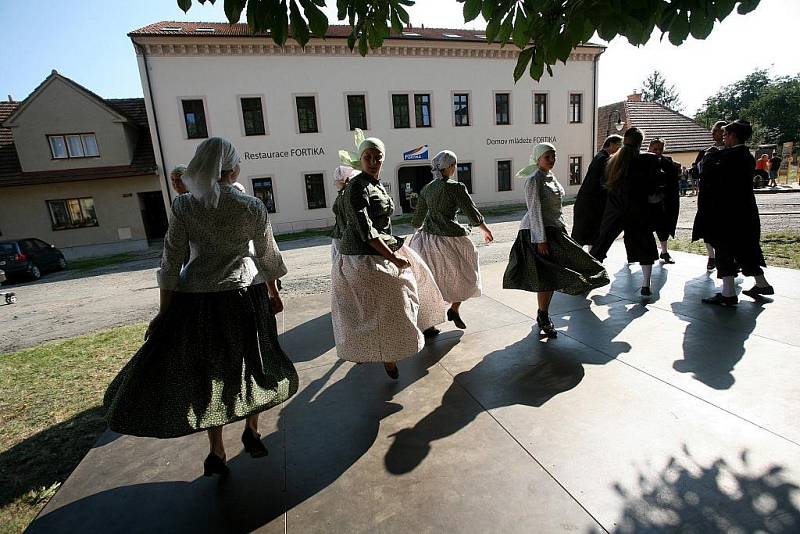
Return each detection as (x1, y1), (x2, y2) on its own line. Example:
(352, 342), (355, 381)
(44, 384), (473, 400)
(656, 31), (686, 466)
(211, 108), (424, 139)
(414, 94), (431, 127)
(47, 197), (98, 230)
(392, 94), (410, 129)
(182, 99), (208, 139)
(252, 177), (277, 213)
(497, 160), (512, 192)
(570, 93), (582, 123)
(295, 96), (319, 133)
(241, 97), (266, 136)
(534, 93), (548, 124)
(304, 173), (326, 209)
(347, 94), (368, 131)
(457, 162), (473, 194)
(569, 156), (583, 185)
(453, 93), (470, 126)
(495, 93), (510, 125)
(47, 133), (99, 159)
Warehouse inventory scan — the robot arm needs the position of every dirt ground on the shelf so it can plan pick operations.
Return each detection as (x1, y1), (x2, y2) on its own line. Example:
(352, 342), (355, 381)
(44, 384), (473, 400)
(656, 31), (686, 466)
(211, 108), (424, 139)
(2, 192), (798, 353)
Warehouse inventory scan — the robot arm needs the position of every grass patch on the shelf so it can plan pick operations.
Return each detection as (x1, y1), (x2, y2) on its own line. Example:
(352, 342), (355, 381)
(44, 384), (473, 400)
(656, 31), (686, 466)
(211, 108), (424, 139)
(274, 228), (333, 242)
(670, 231), (800, 270)
(66, 253), (134, 272)
(0, 324), (145, 533)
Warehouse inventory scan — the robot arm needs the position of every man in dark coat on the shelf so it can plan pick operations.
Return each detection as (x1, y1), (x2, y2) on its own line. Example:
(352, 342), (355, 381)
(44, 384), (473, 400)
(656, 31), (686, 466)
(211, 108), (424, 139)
(571, 134), (622, 249)
(692, 120), (727, 271)
(646, 138), (681, 263)
(700, 120), (774, 307)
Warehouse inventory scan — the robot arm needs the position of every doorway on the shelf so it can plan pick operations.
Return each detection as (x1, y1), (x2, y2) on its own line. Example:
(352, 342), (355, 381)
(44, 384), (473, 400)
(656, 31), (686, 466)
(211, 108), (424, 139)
(137, 191), (169, 243)
(397, 165), (433, 213)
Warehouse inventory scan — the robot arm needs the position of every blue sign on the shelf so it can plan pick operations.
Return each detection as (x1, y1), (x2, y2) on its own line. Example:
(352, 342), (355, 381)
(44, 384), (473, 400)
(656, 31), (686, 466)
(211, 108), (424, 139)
(403, 145), (429, 161)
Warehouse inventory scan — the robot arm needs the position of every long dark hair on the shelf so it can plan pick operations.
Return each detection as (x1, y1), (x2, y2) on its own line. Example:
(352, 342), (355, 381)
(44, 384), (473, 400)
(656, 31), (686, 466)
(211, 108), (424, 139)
(605, 127), (644, 189)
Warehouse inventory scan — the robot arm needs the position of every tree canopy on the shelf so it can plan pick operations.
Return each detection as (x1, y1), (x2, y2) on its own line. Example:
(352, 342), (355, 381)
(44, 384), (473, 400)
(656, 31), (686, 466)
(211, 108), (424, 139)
(177, 0), (762, 81)
(695, 69), (800, 145)
(641, 70), (683, 112)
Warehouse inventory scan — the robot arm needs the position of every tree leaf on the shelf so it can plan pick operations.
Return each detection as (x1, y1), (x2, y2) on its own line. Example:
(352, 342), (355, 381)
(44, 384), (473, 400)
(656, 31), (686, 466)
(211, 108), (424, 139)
(485, 15), (502, 42)
(481, 0), (495, 21)
(395, 4), (410, 24)
(496, 11), (514, 45)
(177, 0), (192, 13)
(300, 0), (328, 36)
(463, 0), (483, 23)
(689, 9), (714, 39)
(272, 0), (290, 46)
(512, 6), (529, 48)
(390, 8), (403, 33)
(529, 53), (544, 81)
(289, 0), (310, 47)
(358, 32), (369, 56)
(668, 11), (689, 46)
(714, 0), (737, 20)
(513, 47), (534, 82)
(737, 0), (760, 15)
(225, 0), (246, 23)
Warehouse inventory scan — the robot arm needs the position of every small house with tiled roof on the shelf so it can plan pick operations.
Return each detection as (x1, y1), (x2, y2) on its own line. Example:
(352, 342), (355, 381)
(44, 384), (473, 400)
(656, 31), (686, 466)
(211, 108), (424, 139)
(0, 71), (166, 259)
(598, 92), (713, 167)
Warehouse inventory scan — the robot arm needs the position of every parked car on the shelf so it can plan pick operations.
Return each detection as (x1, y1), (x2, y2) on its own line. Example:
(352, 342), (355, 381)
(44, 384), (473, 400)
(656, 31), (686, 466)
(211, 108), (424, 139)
(0, 238), (67, 281)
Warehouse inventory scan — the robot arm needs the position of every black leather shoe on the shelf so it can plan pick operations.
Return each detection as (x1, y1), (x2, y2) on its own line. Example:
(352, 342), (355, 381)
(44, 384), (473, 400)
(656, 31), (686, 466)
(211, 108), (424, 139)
(702, 293), (738, 307)
(742, 285), (774, 299)
(241, 427), (269, 458)
(536, 311), (557, 339)
(640, 286), (652, 297)
(203, 452), (229, 477)
(384, 362), (399, 380)
(423, 327), (440, 338)
(659, 252), (675, 264)
(447, 308), (467, 329)
(706, 257), (716, 271)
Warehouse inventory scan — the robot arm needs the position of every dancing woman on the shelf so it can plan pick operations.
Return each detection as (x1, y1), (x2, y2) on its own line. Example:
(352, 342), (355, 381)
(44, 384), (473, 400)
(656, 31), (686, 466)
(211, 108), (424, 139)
(592, 127), (661, 297)
(503, 142), (609, 338)
(104, 137), (298, 477)
(409, 150), (493, 329)
(333, 132), (445, 378)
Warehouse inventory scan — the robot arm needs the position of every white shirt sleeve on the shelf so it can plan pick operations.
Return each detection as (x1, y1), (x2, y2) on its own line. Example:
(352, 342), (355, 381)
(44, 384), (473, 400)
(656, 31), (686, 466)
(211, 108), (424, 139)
(526, 176), (546, 244)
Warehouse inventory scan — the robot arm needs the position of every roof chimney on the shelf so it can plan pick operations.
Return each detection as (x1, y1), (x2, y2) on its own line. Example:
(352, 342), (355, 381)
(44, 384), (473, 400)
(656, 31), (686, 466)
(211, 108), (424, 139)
(406, 22), (411, 29)
(627, 90), (642, 102)
(7, 95), (13, 102)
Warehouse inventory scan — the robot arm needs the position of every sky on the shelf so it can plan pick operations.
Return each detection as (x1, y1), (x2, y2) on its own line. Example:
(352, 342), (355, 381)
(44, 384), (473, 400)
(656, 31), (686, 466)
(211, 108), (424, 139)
(1, 0), (798, 117)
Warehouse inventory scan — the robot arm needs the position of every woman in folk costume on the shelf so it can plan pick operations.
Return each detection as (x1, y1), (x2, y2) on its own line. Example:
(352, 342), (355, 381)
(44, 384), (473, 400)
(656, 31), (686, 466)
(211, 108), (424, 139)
(408, 150), (494, 329)
(330, 164), (358, 260)
(591, 127), (662, 297)
(699, 120), (774, 306)
(104, 137), (298, 477)
(333, 130), (446, 379)
(503, 143), (609, 338)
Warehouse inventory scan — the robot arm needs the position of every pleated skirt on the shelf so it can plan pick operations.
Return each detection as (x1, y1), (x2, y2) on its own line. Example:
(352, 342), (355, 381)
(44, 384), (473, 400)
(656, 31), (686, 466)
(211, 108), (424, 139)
(408, 231), (481, 304)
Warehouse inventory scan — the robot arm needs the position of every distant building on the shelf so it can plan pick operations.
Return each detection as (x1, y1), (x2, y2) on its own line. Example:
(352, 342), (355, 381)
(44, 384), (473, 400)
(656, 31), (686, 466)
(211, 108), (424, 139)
(0, 71), (165, 259)
(598, 92), (713, 167)
(130, 22), (605, 233)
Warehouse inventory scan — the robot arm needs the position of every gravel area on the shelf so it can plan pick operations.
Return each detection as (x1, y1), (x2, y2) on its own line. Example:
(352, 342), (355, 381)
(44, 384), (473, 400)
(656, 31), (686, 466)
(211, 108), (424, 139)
(2, 192), (798, 353)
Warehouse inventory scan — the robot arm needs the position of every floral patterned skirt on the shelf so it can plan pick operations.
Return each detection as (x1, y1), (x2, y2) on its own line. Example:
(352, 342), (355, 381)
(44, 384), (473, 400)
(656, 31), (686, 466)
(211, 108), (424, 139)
(103, 284), (298, 438)
(408, 231), (481, 304)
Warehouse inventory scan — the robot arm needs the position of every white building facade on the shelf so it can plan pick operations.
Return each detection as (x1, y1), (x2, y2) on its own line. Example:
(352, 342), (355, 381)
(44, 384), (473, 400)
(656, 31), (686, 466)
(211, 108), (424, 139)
(131, 22), (604, 234)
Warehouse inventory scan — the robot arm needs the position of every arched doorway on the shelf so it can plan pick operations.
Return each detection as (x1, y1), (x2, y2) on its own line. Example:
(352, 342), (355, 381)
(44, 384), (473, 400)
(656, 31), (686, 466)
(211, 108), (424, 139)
(397, 164), (433, 213)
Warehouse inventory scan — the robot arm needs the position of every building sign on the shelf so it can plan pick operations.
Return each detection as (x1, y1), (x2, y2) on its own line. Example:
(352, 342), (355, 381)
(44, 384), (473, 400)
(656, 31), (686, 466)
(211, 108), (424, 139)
(486, 136), (557, 146)
(403, 145), (429, 161)
(243, 147), (326, 160)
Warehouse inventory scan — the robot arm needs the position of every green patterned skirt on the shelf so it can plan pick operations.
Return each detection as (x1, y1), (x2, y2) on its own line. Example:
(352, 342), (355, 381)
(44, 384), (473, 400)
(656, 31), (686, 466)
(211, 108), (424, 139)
(104, 284), (298, 438)
(503, 228), (610, 295)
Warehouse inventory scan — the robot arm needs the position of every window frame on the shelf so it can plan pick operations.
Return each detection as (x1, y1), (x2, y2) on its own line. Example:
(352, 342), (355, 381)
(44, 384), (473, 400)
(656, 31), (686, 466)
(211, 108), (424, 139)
(569, 92), (583, 124)
(456, 161), (474, 194)
(179, 97), (210, 139)
(390, 92), (411, 129)
(303, 171), (328, 210)
(293, 93), (320, 134)
(452, 91), (471, 127)
(238, 95), (268, 136)
(46, 196), (99, 231)
(494, 91), (511, 126)
(414, 93), (433, 128)
(533, 92), (549, 125)
(344, 92), (369, 131)
(251, 175), (278, 214)
(496, 159), (513, 192)
(569, 155), (584, 186)
(47, 133), (100, 160)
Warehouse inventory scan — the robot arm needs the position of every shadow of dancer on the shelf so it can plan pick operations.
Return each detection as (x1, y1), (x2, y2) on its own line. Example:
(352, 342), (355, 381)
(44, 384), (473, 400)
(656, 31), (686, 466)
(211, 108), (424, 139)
(384, 330), (584, 475)
(671, 275), (765, 390)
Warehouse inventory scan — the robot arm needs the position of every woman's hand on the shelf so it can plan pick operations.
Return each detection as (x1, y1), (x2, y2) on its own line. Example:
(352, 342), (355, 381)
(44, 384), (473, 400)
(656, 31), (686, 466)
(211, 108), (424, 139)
(536, 242), (550, 256)
(481, 227), (494, 243)
(269, 294), (284, 314)
(145, 313), (164, 341)
(392, 255), (411, 271)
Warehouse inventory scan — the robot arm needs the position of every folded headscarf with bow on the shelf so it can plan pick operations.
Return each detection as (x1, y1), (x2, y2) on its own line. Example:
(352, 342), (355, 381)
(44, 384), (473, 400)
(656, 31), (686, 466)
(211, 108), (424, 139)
(338, 128), (386, 170)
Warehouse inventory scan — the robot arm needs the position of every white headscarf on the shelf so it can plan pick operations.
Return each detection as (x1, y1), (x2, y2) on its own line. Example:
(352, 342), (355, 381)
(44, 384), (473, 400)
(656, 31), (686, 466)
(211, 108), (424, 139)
(183, 137), (241, 208)
(431, 150), (457, 180)
(515, 142), (556, 178)
(338, 128), (386, 170)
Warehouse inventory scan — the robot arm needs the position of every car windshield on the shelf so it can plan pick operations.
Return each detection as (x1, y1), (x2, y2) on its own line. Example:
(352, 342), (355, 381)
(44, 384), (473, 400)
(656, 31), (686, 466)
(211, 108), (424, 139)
(0, 243), (17, 254)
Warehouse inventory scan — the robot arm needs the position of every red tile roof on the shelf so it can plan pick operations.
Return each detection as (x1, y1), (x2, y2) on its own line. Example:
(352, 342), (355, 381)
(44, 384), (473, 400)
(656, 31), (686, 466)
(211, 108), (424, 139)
(130, 21), (604, 49)
(599, 100), (713, 155)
